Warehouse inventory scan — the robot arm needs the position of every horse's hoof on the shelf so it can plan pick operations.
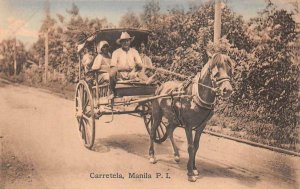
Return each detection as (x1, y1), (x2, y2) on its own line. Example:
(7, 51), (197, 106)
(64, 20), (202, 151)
(174, 155), (180, 163)
(188, 175), (197, 182)
(149, 157), (157, 164)
(193, 169), (199, 178)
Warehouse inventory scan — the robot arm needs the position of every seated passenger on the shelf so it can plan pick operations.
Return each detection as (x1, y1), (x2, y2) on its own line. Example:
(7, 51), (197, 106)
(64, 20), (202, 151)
(139, 42), (157, 84)
(82, 46), (94, 74)
(92, 41), (117, 97)
(111, 32), (144, 81)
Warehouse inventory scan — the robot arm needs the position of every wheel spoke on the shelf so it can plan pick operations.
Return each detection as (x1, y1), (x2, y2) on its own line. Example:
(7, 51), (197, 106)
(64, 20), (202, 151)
(81, 120), (86, 141)
(82, 114), (92, 121)
(82, 88), (87, 108)
(159, 124), (166, 136)
(77, 117), (83, 131)
(156, 128), (161, 140)
(84, 119), (92, 145)
(85, 109), (92, 117)
(83, 97), (90, 111)
(145, 117), (151, 126)
(81, 118), (89, 144)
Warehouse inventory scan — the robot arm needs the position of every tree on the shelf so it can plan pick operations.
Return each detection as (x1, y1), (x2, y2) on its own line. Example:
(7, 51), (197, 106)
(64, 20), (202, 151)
(247, 2), (298, 129)
(30, 3), (115, 83)
(221, 1), (299, 145)
(0, 39), (27, 76)
(141, 0), (160, 29)
(119, 11), (141, 28)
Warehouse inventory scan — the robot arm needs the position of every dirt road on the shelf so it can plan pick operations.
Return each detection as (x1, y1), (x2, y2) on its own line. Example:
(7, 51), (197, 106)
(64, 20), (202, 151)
(0, 80), (299, 189)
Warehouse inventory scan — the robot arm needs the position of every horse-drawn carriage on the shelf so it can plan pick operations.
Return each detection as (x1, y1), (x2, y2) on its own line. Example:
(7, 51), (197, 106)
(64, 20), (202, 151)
(75, 28), (169, 149)
(74, 28), (235, 182)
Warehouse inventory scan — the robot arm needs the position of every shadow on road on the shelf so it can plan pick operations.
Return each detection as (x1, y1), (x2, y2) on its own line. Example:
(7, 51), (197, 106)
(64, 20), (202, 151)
(93, 133), (260, 187)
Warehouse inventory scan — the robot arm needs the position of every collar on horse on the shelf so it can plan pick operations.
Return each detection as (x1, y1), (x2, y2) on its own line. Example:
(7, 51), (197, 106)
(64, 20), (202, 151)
(191, 73), (216, 110)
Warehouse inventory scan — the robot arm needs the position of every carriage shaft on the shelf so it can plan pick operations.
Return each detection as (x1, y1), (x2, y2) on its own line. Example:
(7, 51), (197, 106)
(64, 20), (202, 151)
(98, 92), (188, 106)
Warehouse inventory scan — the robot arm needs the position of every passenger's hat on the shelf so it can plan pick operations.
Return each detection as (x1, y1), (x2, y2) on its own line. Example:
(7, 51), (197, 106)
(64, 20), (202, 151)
(96, 40), (109, 52)
(116, 32), (135, 45)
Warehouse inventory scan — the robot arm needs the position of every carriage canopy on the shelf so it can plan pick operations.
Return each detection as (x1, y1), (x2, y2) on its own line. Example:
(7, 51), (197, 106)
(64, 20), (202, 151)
(78, 28), (151, 52)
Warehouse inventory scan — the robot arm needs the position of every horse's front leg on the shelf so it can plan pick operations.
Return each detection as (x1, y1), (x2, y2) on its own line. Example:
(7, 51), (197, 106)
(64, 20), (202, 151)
(185, 127), (197, 182)
(192, 129), (203, 178)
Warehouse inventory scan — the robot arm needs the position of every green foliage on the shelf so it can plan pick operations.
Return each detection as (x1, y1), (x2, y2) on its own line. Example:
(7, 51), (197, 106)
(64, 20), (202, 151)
(0, 39), (27, 76)
(141, 1), (299, 145)
(245, 2), (299, 135)
(29, 3), (115, 83)
(140, 0), (160, 30)
(119, 11), (141, 28)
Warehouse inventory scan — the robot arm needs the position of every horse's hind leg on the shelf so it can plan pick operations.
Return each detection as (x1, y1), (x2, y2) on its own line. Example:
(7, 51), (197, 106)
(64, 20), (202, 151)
(149, 100), (162, 164)
(168, 126), (180, 162)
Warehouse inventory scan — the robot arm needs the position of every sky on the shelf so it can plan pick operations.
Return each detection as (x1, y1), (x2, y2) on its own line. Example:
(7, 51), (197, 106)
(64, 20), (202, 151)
(0, 0), (298, 46)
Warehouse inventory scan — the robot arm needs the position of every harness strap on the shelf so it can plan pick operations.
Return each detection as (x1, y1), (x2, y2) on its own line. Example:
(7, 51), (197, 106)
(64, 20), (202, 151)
(192, 73), (216, 109)
(216, 78), (230, 85)
(171, 90), (185, 128)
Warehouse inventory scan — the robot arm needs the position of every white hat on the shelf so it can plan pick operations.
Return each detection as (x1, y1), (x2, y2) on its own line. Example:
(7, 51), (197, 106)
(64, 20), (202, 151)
(97, 40), (109, 52)
(116, 32), (135, 45)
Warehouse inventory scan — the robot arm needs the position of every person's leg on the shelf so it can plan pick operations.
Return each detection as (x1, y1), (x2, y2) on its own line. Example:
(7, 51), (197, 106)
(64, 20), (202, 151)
(109, 67), (118, 96)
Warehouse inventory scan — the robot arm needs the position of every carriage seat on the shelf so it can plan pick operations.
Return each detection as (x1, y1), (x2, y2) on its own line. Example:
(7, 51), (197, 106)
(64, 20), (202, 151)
(115, 80), (157, 97)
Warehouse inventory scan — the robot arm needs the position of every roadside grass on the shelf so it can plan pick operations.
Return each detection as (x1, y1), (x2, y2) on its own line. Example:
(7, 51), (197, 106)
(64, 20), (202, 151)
(207, 114), (300, 153)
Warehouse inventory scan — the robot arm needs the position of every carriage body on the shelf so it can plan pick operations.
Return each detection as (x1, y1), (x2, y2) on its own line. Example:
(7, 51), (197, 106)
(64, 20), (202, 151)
(75, 28), (167, 149)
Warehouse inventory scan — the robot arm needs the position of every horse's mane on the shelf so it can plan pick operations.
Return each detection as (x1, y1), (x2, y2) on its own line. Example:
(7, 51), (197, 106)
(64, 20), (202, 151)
(200, 53), (235, 79)
(200, 53), (223, 80)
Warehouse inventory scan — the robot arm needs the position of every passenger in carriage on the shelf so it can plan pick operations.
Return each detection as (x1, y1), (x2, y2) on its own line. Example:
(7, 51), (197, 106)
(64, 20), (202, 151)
(77, 33), (94, 74)
(111, 32), (151, 83)
(139, 42), (153, 69)
(139, 42), (157, 84)
(81, 45), (94, 74)
(91, 40), (117, 97)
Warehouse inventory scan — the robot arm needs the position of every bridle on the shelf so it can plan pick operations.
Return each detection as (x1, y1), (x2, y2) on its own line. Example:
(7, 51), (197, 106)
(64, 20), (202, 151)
(191, 57), (232, 109)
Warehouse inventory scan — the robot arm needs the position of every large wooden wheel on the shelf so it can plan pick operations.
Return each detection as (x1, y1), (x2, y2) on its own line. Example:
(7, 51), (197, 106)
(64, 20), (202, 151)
(138, 102), (168, 144)
(75, 80), (95, 149)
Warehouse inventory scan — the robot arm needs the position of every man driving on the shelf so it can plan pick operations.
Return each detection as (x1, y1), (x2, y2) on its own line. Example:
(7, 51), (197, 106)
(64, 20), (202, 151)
(111, 32), (143, 80)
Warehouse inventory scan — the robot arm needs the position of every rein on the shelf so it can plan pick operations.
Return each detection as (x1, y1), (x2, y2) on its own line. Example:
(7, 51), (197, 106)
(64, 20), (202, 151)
(191, 61), (231, 109)
(191, 73), (216, 109)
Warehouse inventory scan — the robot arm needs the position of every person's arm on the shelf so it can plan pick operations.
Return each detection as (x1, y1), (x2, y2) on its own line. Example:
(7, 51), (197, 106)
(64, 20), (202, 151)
(133, 49), (143, 69)
(146, 56), (153, 68)
(110, 50), (118, 69)
(91, 55), (102, 70)
(82, 54), (94, 72)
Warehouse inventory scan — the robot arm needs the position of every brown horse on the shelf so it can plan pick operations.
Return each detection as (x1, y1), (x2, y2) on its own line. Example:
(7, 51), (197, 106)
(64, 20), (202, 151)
(149, 53), (235, 182)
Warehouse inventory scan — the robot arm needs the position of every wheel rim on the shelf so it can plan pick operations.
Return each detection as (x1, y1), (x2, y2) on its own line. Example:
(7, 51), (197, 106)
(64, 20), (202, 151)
(75, 81), (95, 149)
(141, 102), (168, 144)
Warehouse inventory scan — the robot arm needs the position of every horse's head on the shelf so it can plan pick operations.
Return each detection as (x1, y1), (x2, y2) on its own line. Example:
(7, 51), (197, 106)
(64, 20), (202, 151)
(209, 53), (234, 99)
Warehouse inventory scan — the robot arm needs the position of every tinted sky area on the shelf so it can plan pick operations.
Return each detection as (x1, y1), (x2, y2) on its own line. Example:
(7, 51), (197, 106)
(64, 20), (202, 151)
(0, 0), (297, 45)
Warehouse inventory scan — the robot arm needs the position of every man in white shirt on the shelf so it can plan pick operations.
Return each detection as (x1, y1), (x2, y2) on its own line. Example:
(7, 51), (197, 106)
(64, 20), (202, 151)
(111, 32), (144, 80)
